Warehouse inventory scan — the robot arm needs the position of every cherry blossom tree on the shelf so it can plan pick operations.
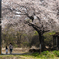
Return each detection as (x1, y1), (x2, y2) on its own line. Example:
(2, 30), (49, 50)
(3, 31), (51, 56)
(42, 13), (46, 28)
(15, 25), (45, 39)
(2, 0), (59, 52)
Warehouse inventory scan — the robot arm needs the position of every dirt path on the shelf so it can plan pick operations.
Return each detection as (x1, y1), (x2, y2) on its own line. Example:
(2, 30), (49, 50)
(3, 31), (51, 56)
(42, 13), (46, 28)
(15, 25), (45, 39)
(2, 48), (29, 54)
(0, 55), (40, 59)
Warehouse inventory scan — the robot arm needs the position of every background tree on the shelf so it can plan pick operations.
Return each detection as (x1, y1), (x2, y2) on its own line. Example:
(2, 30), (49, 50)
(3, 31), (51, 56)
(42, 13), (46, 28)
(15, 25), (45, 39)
(2, 0), (59, 51)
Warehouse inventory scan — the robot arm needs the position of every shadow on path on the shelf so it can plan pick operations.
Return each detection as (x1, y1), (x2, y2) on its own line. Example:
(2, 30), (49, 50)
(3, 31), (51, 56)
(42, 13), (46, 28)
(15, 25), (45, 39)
(1, 52), (32, 55)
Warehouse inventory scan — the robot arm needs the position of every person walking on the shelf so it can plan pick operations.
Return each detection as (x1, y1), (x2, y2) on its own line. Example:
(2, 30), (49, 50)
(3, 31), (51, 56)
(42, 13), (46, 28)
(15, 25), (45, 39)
(9, 43), (13, 54)
(6, 46), (8, 54)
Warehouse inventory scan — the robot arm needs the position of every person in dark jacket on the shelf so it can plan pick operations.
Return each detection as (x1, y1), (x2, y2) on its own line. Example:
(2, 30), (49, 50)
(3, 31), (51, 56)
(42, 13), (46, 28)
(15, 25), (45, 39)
(9, 43), (13, 54)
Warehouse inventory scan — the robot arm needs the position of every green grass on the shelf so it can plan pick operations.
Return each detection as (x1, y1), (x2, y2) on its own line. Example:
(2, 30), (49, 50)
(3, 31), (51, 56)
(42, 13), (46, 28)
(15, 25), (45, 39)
(30, 50), (59, 59)
(23, 50), (59, 59)
(0, 50), (59, 59)
(20, 50), (59, 59)
(30, 51), (54, 59)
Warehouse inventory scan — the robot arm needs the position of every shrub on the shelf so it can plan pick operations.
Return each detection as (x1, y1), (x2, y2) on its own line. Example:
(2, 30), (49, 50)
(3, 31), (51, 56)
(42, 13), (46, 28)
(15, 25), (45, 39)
(41, 51), (49, 55)
(46, 53), (54, 58)
(32, 52), (39, 57)
(53, 50), (59, 57)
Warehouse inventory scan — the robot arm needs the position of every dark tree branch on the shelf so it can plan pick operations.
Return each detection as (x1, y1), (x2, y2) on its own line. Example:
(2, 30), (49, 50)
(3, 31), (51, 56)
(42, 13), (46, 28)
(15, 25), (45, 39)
(25, 21), (50, 34)
(28, 23), (41, 31)
(26, 14), (34, 22)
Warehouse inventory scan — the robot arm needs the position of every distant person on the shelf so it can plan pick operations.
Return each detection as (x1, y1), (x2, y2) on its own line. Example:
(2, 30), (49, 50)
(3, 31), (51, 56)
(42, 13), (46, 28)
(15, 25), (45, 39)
(9, 43), (13, 54)
(6, 46), (8, 54)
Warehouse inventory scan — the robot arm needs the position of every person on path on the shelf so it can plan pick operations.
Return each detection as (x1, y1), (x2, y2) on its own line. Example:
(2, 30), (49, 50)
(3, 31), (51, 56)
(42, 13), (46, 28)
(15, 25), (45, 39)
(9, 43), (13, 54)
(6, 46), (8, 54)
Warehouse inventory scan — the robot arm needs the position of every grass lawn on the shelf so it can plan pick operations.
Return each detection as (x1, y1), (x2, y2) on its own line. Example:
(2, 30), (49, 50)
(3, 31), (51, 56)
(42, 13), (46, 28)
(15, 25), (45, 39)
(0, 50), (59, 59)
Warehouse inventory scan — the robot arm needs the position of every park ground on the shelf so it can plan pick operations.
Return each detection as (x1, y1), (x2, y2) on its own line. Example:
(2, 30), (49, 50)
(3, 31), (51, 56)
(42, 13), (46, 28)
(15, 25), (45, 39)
(0, 50), (59, 59)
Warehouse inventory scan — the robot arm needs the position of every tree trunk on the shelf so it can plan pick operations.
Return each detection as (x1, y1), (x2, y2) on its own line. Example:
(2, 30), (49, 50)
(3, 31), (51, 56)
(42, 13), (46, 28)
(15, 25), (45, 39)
(17, 33), (21, 47)
(41, 35), (45, 51)
(38, 32), (45, 53)
(0, 0), (1, 54)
